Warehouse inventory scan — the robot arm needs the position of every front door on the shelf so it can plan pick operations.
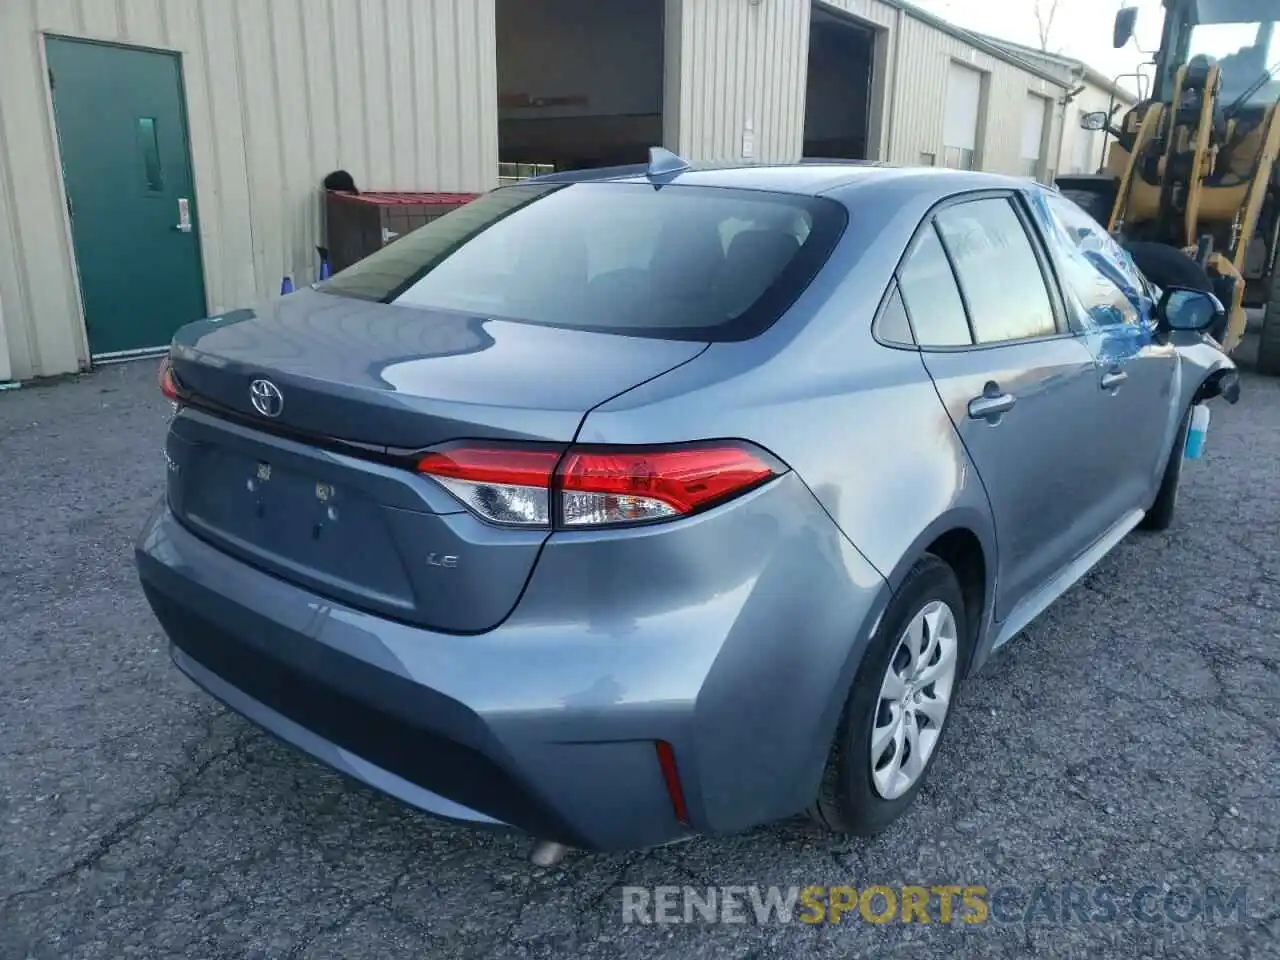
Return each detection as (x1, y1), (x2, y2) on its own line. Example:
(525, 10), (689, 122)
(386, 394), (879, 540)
(1035, 189), (1180, 508)
(46, 37), (207, 357)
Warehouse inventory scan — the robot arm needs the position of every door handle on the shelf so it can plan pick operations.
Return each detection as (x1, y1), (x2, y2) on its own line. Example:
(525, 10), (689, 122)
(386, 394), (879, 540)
(174, 197), (192, 233)
(1101, 369), (1128, 390)
(968, 389), (1016, 421)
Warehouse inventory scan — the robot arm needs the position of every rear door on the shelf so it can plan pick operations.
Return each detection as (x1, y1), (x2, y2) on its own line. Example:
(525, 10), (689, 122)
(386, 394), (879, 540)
(900, 192), (1114, 621)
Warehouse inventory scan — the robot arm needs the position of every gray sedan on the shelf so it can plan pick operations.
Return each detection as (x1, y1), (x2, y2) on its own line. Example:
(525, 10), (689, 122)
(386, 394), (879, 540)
(136, 152), (1239, 854)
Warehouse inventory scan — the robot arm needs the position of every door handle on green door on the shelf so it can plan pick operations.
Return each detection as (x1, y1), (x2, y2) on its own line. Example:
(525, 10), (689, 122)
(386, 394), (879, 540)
(174, 197), (192, 233)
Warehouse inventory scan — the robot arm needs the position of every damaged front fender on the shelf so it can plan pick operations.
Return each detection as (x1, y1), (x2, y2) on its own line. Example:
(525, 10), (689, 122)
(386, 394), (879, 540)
(1194, 364), (1242, 405)
(1175, 338), (1241, 406)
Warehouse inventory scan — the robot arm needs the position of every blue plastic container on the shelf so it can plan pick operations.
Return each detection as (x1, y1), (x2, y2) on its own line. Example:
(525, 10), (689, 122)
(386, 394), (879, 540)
(1185, 404), (1210, 459)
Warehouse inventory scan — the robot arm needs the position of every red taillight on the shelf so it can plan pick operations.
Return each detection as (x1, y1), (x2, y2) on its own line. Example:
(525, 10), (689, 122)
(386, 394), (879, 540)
(655, 741), (690, 825)
(559, 446), (776, 526)
(417, 446), (560, 527)
(158, 356), (179, 402)
(415, 441), (780, 528)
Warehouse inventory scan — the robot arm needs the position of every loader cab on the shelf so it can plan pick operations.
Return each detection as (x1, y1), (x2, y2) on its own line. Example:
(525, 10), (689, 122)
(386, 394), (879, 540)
(1095, 0), (1280, 376)
(1113, 0), (1280, 104)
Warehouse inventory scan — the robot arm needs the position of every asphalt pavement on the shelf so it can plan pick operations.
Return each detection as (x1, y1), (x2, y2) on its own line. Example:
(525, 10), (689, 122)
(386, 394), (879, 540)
(1, 347), (1277, 960)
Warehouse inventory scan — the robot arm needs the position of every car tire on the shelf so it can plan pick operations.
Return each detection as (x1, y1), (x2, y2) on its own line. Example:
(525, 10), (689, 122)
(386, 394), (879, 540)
(1122, 240), (1214, 293)
(1139, 405), (1192, 532)
(1257, 264), (1280, 377)
(1122, 241), (1230, 341)
(1126, 240), (1233, 343)
(807, 554), (969, 836)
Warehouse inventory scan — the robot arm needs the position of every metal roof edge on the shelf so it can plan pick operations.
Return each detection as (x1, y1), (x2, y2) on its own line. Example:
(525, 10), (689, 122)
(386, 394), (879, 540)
(873, 0), (1070, 88)
(971, 33), (1142, 103)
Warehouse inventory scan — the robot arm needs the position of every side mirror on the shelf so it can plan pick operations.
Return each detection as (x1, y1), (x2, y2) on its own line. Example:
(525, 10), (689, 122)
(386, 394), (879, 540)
(1157, 286), (1225, 333)
(1080, 111), (1110, 131)
(1114, 7), (1138, 48)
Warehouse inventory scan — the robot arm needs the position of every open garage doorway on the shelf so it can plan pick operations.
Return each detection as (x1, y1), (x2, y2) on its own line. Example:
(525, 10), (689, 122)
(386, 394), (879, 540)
(804, 4), (877, 161)
(496, 0), (665, 179)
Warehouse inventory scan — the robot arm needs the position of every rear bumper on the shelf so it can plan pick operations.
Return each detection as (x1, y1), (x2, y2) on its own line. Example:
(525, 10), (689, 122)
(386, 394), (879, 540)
(136, 478), (887, 851)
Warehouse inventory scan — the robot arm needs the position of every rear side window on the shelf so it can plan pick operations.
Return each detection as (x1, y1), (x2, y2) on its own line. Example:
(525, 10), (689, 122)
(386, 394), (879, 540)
(934, 198), (1058, 344)
(898, 225), (972, 347)
(875, 284), (915, 345)
(318, 181), (847, 342)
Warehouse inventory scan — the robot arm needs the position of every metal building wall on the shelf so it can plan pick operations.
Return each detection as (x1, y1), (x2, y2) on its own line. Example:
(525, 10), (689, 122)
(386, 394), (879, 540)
(0, 0), (498, 382)
(670, 0), (812, 163)
(670, 0), (1064, 174)
(1059, 80), (1135, 176)
(883, 13), (1064, 174)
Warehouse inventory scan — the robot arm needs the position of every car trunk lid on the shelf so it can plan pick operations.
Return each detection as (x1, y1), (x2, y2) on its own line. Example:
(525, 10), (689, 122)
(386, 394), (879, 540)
(169, 288), (705, 447)
(163, 289), (706, 632)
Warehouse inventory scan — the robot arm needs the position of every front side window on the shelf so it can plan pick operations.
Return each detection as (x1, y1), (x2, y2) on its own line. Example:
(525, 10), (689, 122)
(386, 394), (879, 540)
(318, 182), (846, 342)
(934, 198), (1058, 344)
(1040, 191), (1146, 327)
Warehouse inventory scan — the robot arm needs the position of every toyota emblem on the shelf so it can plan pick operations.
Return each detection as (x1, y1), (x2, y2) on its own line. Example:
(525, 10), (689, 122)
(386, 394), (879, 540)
(249, 378), (284, 418)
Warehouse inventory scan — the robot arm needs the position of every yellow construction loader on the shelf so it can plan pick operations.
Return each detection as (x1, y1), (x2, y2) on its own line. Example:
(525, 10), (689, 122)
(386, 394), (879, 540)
(1055, 0), (1280, 374)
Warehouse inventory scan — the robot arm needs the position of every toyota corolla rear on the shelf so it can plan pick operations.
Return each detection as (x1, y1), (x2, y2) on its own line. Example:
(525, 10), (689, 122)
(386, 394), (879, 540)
(135, 174), (888, 851)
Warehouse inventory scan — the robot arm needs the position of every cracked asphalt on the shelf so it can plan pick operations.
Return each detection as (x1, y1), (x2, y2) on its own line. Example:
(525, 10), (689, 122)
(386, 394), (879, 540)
(1, 344), (1277, 960)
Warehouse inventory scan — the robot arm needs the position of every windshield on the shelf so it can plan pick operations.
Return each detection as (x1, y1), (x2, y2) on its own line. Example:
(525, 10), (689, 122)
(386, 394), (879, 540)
(1187, 19), (1279, 106)
(318, 181), (847, 342)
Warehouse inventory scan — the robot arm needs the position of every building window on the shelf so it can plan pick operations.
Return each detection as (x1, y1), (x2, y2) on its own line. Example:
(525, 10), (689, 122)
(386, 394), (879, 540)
(498, 161), (554, 186)
(136, 117), (163, 193)
(943, 61), (984, 170)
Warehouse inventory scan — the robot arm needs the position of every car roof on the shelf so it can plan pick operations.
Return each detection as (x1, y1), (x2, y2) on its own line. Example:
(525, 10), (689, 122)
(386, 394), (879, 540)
(525, 160), (1040, 201)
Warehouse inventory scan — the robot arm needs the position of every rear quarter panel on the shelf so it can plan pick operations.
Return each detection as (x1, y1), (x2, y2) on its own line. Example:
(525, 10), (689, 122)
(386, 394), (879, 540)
(577, 175), (997, 613)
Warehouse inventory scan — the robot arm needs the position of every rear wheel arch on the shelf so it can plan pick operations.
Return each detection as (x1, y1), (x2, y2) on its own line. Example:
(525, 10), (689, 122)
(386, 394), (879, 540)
(881, 512), (994, 674)
(801, 514), (992, 804)
(923, 528), (986, 658)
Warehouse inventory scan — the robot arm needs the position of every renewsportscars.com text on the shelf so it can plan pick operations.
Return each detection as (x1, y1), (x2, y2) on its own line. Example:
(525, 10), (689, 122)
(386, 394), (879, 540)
(621, 884), (1249, 926)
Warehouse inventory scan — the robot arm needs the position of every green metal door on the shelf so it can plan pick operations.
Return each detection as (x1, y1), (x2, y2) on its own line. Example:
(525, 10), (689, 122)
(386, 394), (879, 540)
(46, 38), (207, 357)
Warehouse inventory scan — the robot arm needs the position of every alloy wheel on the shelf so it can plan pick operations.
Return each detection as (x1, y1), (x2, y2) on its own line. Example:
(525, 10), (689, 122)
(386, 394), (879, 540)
(869, 599), (959, 800)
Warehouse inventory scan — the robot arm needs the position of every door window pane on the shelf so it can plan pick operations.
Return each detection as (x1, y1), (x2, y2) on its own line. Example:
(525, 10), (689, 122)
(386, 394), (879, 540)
(898, 225), (972, 347)
(1042, 192), (1143, 326)
(935, 198), (1058, 343)
(137, 117), (163, 192)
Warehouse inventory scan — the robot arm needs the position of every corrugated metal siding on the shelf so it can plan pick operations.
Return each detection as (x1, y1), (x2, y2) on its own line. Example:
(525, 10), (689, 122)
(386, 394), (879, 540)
(672, 0), (1063, 172)
(819, 0), (896, 29)
(674, 0), (810, 163)
(0, 287), (10, 383)
(885, 13), (1064, 173)
(0, 0), (497, 381)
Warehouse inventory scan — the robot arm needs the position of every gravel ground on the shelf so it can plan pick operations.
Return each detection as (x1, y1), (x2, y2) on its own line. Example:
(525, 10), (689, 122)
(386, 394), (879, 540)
(1, 346), (1277, 960)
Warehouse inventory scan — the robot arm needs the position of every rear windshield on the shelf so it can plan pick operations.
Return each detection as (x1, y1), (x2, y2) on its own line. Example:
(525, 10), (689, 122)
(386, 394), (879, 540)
(317, 181), (847, 341)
